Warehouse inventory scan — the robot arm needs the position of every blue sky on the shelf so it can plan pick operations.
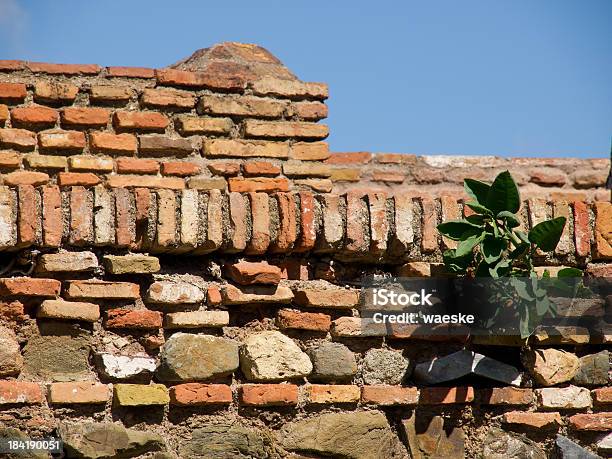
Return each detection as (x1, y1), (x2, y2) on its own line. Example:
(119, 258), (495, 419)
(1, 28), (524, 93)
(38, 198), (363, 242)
(1, 0), (610, 158)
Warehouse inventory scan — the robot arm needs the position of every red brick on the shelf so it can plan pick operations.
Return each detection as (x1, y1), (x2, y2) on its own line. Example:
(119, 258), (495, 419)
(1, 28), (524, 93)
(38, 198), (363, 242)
(243, 161), (280, 176)
(293, 101), (328, 120)
(141, 88), (195, 109)
(0, 104), (8, 124)
(240, 384), (298, 406)
(114, 188), (134, 246)
(0, 82), (27, 102)
(0, 381), (43, 404)
(0, 60), (25, 71)
(294, 191), (316, 252)
(225, 261), (281, 285)
(61, 107), (110, 128)
(58, 172), (101, 187)
(169, 383), (232, 406)
(419, 387), (474, 404)
(307, 385), (360, 404)
(207, 285), (223, 306)
(11, 105), (58, 128)
(277, 309), (331, 332)
(593, 387), (612, 404)
(106, 308), (162, 329)
(325, 152), (372, 165)
(38, 129), (86, 151)
(228, 177), (289, 193)
(479, 387), (534, 405)
(208, 162), (240, 176)
(244, 119), (328, 139)
(90, 132), (138, 155)
(116, 157), (159, 174)
(503, 411), (562, 430)
(27, 62), (100, 75)
(156, 68), (246, 91)
(161, 161), (200, 176)
(270, 192), (297, 252)
(569, 413), (612, 431)
(0, 277), (60, 297)
(17, 185), (39, 245)
(106, 66), (155, 78)
(362, 386), (419, 405)
(0, 128), (36, 151)
(420, 196), (438, 253)
(0, 300), (26, 321)
(4, 171), (49, 186)
(48, 382), (110, 405)
(34, 81), (78, 104)
(246, 192), (270, 254)
(108, 175), (184, 190)
(293, 286), (359, 309)
(69, 186), (93, 245)
(573, 201), (591, 257)
(113, 111), (169, 132)
(276, 259), (309, 280)
(0, 152), (21, 168)
(175, 115), (232, 135)
(66, 280), (139, 300)
(530, 169), (567, 186)
(228, 192), (248, 252)
(42, 185), (62, 247)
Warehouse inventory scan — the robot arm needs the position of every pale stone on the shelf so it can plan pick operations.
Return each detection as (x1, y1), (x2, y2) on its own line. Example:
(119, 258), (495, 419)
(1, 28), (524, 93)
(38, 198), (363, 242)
(146, 280), (205, 305)
(95, 353), (157, 380)
(38, 300), (100, 322)
(37, 251), (98, 273)
(180, 189), (199, 248)
(536, 386), (592, 409)
(164, 310), (229, 329)
(523, 348), (579, 386)
(94, 186), (114, 245)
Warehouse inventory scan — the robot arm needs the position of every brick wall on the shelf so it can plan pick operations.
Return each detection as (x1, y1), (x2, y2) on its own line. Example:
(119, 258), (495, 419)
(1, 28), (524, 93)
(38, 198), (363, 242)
(0, 42), (610, 458)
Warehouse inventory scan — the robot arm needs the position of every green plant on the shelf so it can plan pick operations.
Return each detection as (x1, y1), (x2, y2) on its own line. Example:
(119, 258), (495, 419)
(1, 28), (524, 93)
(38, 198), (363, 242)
(437, 170), (583, 337)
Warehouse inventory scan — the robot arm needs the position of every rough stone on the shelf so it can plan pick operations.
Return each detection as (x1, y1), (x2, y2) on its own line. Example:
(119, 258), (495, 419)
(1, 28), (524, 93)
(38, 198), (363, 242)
(573, 351), (609, 386)
(361, 349), (409, 385)
(0, 428), (48, 458)
(598, 433), (612, 455)
(240, 331), (312, 381)
(537, 385), (592, 409)
(224, 261), (282, 285)
(522, 348), (579, 386)
(95, 353), (156, 381)
(59, 422), (165, 459)
(308, 342), (357, 382)
(157, 332), (239, 382)
(555, 435), (600, 459)
(103, 254), (160, 274)
(164, 310), (230, 329)
(146, 280), (206, 305)
(401, 413), (464, 459)
(280, 411), (408, 459)
(179, 422), (271, 459)
(482, 428), (546, 459)
(0, 326), (23, 377)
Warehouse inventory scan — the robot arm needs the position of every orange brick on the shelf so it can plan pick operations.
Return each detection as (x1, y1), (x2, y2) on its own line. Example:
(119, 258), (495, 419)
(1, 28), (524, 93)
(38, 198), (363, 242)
(161, 161), (200, 176)
(362, 386), (419, 405)
(569, 413), (612, 431)
(244, 120), (328, 139)
(0, 152), (21, 168)
(293, 101), (328, 120)
(155, 68), (246, 91)
(113, 111), (169, 132)
(66, 280), (139, 300)
(106, 308), (162, 329)
(207, 285), (223, 306)
(34, 81), (78, 104)
(69, 186), (93, 244)
(503, 411), (562, 430)
(0, 82), (27, 102)
(419, 387), (474, 404)
(0, 104), (8, 124)
(0, 60), (25, 71)
(228, 177), (289, 193)
(11, 105), (58, 128)
(243, 161), (280, 176)
(141, 88), (196, 109)
(90, 132), (137, 155)
(307, 385), (360, 404)
(17, 185), (39, 245)
(372, 170), (405, 183)
(106, 66), (155, 78)
(290, 142), (330, 161)
(204, 139), (289, 159)
(420, 196), (438, 253)
(593, 387), (612, 404)
(0, 128), (36, 150)
(0, 381), (43, 404)
(114, 188), (134, 247)
(326, 152), (372, 164)
(0, 277), (60, 297)
(48, 382), (110, 405)
(294, 191), (316, 252)
(89, 85), (132, 103)
(4, 171), (49, 186)
(573, 201), (590, 257)
(69, 155), (113, 172)
(116, 157), (159, 174)
(270, 192), (297, 252)
(38, 129), (86, 151)
(277, 309), (331, 332)
(58, 172), (101, 187)
(107, 175), (184, 190)
(246, 192), (270, 254)
(240, 384), (298, 406)
(0, 300), (25, 321)
(594, 202), (612, 259)
(42, 185), (62, 247)
(61, 107), (109, 128)
(479, 387), (534, 405)
(27, 62), (100, 75)
(208, 162), (240, 176)
(169, 383), (232, 406)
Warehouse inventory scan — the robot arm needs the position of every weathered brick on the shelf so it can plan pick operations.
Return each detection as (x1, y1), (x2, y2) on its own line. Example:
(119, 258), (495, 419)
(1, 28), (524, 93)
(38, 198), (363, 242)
(0, 381), (43, 404)
(0, 60), (25, 71)
(165, 310), (229, 329)
(246, 192), (270, 254)
(0, 277), (61, 297)
(114, 383), (169, 406)
(503, 411), (562, 430)
(392, 194), (415, 253)
(11, 105), (58, 128)
(553, 201), (572, 255)
(307, 385), (360, 404)
(4, 171), (49, 186)
(0, 104), (7, 125)
(27, 62), (100, 75)
(69, 155), (113, 172)
(106, 66), (155, 78)
(420, 196), (438, 253)
(0, 82), (26, 102)
(114, 187), (134, 246)
(93, 185), (114, 245)
(106, 308), (162, 329)
(161, 161), (200, 176)
(251, 76), (328, 100)
(42, 185), (62, 247)
(90, 132), (138, 155)
(569, 413), (612, 431)
(198, 94), (287, 117)
(289, 141), (330, 161)
(187, 177), (226, 190)
(283, 161), (331, 177)
(240, 384), (298, 406)
(243, 161), (281, 176)
(593, 387), (612, 404)
(37, 251), (98, 273)
(294, 191), (317, 252)
(17, 185), (39, 245)
(134, 187), (152, 249)
(156, 189), (177, 247)
(277, 309), (331, 332)
(244, 119), (328, 139)
(479, 387), (534, 405)
(372, 170), (405, 183)
(594, 202), (612, 259)
(177, 189), (199, 249)
(24, 154), (68, 170)
(293, 285), (359, 309)
(38, 299), (100, 322)
(201, 189), (223, 252)
(175, 115), (232, 135)
(38, 129), (85, 153)
(270, 192), (297, 252)
(204, 139), (289, 159)
(228, 177), (288, 193)
(222, 284), (293, 305)
(169, 383), (232, 406)
(440, 195), (460, 250)
(116, 157), (158, 174)
(141, 88), (195, 109)
(362, 386), (419, 406)
(90, 85), (132, 102)
(331, 169), (362, 181)
(69, 186), (93, 245)
(103, 254), (160, 274)
(225, 261), (281, 285)
(326, 152), (372, 165)
(113, 111), (169, 132)
(61, 107), (110, 128)
(317, 194), (344, 251)
(345, 191), (368, 253)
(0, 152), (21, 168)
(65, 280), (140, 300)
(146, 280), (205, 305)
(207, 285), (223, 305)
(228, 192), (248, 252)
(156, 68), (246, 91)
(530, 168), (567, 186)
(34, 81), (78, 104)
(59, 172), (101, 187)
(293, 101), (328, 120)
(139, 134), (194, 157)
(0, 300), (25, 321)
(48, 382), (110, 405)
(368, 192), (388, 255)
(573, 201), (591, 257)
(419, 387), (474, 404)
(0, 128), (36, 150)
(108, 175), (184, 190)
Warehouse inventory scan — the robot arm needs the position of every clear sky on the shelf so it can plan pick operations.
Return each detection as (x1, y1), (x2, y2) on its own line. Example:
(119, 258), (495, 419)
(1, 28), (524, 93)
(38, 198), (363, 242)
(1, 0), (610, 158)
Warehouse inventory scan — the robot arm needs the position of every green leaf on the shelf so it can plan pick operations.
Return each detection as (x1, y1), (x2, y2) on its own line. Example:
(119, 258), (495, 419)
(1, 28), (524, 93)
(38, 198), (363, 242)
(486, 170), (521, 214)
(466, 214), (486, 225)
(455, 232), (485, 257)
(437, 220), (482, 240)
(464, 178), (491, 205)
(516, 230), (530, 244)
(465, 202), (493, 216)
(557, 267), (582, 278)
(481, 237), (506, 264)
(528, 217), (566, 252)
(497, 211), (520, 228)
(488, 259), (511, 278)
(442, 249), (473, 274)
(509, 243), (529, 260)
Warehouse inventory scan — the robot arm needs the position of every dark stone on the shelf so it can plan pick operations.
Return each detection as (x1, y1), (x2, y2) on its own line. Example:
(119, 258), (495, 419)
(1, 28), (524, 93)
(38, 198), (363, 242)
(179, 422), (271, 458)
(573, 351), (609, 386)
(482, 428), (546, 459)
(555, 435), (601, 459)
(401, 413), (464, 459)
